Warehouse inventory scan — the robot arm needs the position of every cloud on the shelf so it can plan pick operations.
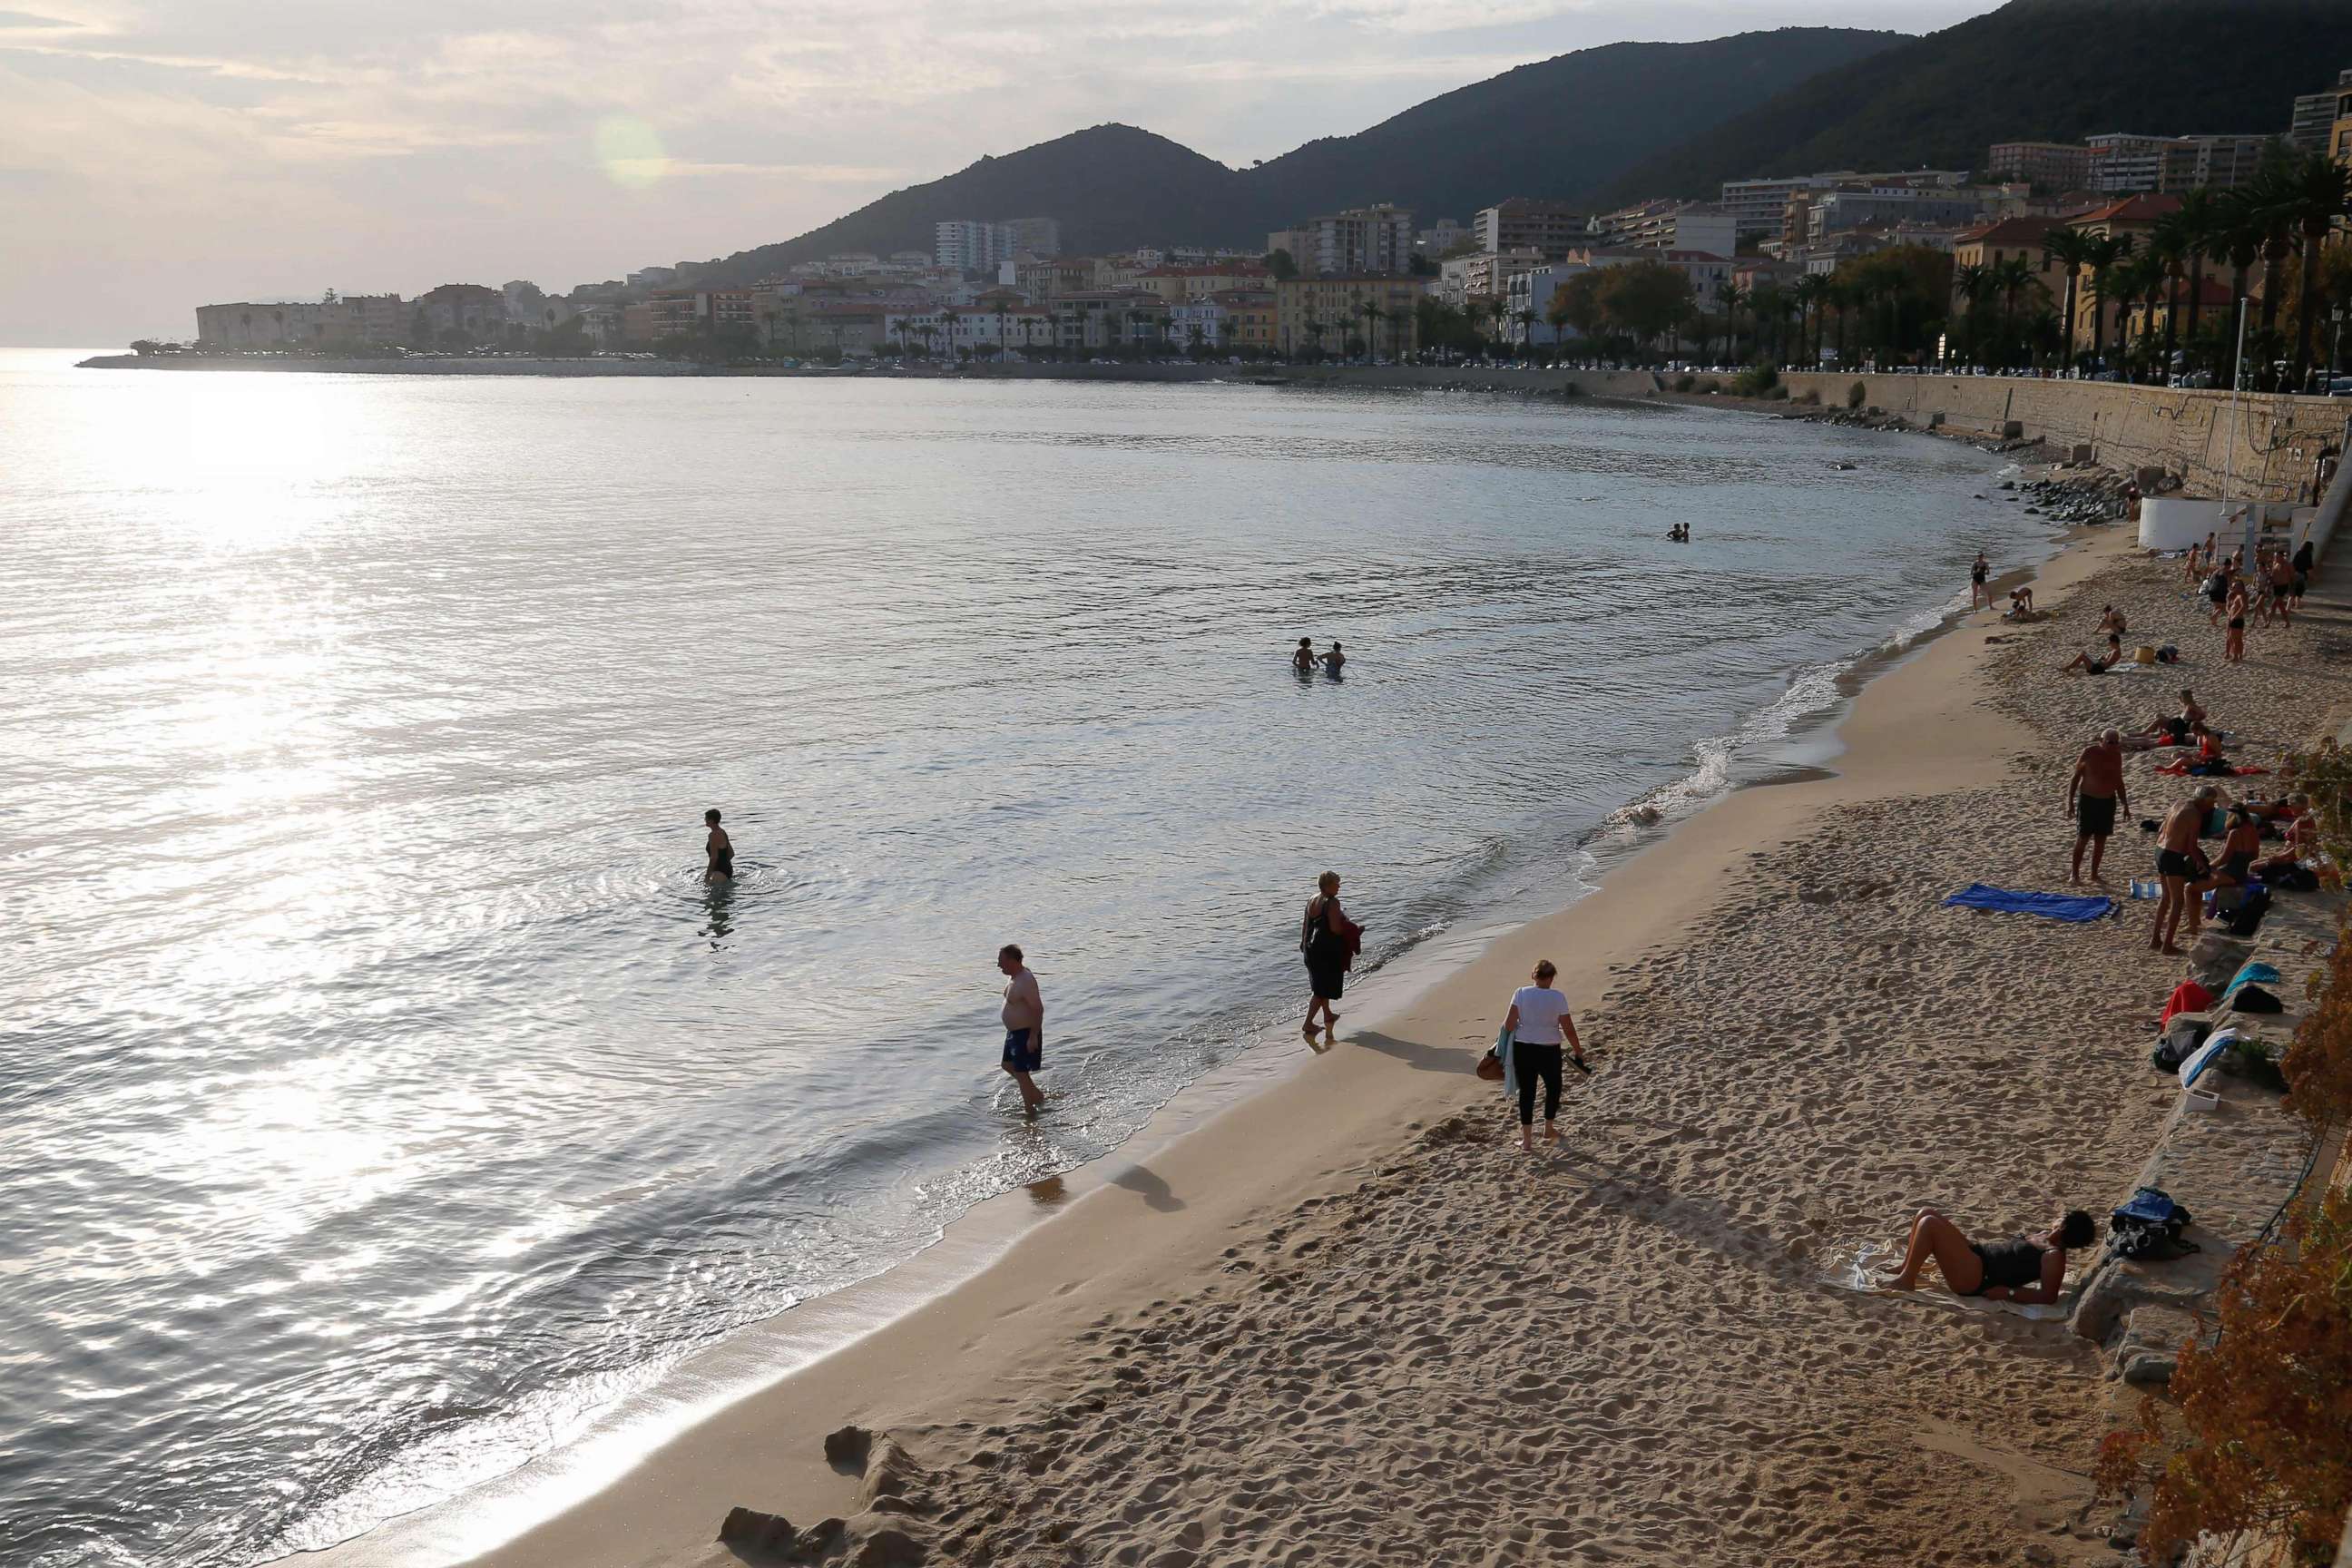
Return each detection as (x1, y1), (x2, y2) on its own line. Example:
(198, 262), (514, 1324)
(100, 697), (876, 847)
(0, 0), (2005, 343)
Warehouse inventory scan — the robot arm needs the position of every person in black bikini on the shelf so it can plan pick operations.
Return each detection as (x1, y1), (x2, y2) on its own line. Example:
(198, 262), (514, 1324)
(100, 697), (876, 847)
(1877, 1207), (2098, 1303)
(704, 808), (734, 883)
(1969, 551), (1992, 610)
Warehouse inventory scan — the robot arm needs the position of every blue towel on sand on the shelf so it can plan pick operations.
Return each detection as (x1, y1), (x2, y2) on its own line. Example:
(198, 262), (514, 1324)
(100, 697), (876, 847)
(1942, 885), (2116, 922)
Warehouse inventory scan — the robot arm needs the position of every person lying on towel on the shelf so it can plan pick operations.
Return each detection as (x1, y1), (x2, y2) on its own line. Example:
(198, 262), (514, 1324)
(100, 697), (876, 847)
(1875, 1208), (2097, 1303)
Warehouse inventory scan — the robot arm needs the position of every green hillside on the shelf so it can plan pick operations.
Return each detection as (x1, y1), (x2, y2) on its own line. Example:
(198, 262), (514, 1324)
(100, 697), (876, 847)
(1604, 0), (2349, 201)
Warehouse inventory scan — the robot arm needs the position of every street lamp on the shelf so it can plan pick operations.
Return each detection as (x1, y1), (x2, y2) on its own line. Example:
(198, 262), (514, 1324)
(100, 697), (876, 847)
(2333, 304), (2346, 384)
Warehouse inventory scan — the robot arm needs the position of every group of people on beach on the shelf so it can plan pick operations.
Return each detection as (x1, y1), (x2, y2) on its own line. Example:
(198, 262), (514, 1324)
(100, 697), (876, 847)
(2186, 531), (2313, 662)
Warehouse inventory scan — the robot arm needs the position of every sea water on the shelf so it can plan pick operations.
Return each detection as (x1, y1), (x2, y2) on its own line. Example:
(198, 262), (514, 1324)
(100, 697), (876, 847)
(0, 353), (2053, 1566)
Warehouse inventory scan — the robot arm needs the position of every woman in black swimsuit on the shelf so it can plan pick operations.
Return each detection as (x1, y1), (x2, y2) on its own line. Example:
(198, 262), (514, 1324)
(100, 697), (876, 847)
(1969, 552), (1991, 610)
(704, 808), (734, 883)
(2225, 582), (2249, 663)
(1877, 1208), (2098, 1302)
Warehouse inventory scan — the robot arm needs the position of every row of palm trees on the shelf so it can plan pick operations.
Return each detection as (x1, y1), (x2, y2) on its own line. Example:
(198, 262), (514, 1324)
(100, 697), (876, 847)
(2043, 152), (2350, 388)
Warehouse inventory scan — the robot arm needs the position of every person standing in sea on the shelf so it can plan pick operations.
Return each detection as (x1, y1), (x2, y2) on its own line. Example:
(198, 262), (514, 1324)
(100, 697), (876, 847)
(2066, 730), (2127, 885)
(1299, 872), (1360, 1043)
(1292, 637), (1316, 673)
(997, 944), (1047, 1114)
(1969, 552), (1991, 610)
(703, 808), (734, 884)
(1321, 641), (1346, 676)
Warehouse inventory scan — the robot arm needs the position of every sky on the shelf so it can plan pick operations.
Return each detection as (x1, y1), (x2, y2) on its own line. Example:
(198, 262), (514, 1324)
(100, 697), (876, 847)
(0, 0), (2003, 345)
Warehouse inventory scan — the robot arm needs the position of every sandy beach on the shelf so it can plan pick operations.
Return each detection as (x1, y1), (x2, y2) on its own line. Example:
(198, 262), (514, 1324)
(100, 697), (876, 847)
(305, 500), (2352, 1568)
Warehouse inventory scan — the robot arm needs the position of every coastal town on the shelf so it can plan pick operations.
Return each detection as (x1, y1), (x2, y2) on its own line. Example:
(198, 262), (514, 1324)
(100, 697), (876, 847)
(160, 68), (2352, 394)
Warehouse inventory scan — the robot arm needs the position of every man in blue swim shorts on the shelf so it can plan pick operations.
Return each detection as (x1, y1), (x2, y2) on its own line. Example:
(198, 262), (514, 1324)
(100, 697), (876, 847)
(997, 944), (1047, 1114)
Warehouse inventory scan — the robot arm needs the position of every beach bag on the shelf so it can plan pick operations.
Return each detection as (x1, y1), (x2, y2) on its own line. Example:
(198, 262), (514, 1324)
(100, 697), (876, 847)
(2278, 865), (2321, 893)
(2109, 1187), (2196, 1262)
(2231, 985), (2285, 1014)
(2152, 1014), (2210, 1071)
(2220, 887), (2271, 936)
(1476, 1047), (1504, 1082)
(2157, 644), (2180, 663)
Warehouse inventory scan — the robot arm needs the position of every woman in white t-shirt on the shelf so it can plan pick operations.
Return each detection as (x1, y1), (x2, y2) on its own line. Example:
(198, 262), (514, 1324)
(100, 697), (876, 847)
(1502, 960), (1585, 1152)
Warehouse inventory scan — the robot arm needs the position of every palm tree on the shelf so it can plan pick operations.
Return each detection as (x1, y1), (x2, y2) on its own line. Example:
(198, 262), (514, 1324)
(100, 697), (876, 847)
(2213, 185), (2269, 387)
(1298, 316), (1323, 361)
(1951, 262), (1988, 366)
(2243, 162), (2299, 349)
(1718, 283), (1748, 363)
(1993, 256), (2034, 369)
(2159, 188), (2220, 378)
(1792, 274), (1828, 366)
(2277, 152), (2352, 384)
(1357, 299), (1384, 360)
(2041, 227), (2095, 373)
(2082, 233), (2132, 375)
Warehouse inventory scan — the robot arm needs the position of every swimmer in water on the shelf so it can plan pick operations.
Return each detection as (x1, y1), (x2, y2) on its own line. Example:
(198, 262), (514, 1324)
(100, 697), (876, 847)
(1292, 636), (1316, 672)
(704, 808), (733, 883)
(1322, 641), (1346, 674)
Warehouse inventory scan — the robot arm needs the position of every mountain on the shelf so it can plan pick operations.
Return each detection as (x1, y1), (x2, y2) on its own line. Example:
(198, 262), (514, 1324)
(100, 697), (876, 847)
(710, 125), (1244, 284)
(1603, 0), (2349, 201)
(1238, 27), (1900, 221)
(704, 26), (1901, 283)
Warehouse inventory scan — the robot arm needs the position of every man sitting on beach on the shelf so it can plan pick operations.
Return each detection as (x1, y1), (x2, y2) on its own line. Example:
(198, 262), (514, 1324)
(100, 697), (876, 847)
(2096, 605), (2128, 639)
(2151, 786), (2222, 955)
(1876, 1207), (2098, 1303)
(2066, 730), (2128, 885)
(2060, 634), (2122, 676)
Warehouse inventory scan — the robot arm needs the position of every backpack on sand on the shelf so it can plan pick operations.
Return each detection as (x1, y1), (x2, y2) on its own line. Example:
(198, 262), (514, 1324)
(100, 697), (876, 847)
(2110, 1187), (2198, 1262)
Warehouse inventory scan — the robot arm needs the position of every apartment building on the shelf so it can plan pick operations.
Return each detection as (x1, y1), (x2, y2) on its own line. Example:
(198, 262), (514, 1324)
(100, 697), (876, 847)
(1805, 189), (1987, 245)
(1273, 276), (1424, 357)
(1439, 247), (1544, 306)
(1267, 206), (1415, 278)
(193, 293), (405, 348)
(935, 217), (1062, 272)
(2289, 70), (2352, 155)
(1473, 198), (1590, 258)
(1591, 200), (1739, 257)
(1986, 142), (2093, 192)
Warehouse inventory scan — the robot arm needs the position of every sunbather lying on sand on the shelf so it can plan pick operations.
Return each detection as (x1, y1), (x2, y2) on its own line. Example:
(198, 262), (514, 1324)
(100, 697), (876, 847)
(1876, 1208), (2097, 1303)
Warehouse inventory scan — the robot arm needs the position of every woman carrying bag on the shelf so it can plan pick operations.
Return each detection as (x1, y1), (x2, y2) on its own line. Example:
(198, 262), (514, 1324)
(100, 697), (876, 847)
(1498, 960), (1586, 1152)
(1299, 871), (1361, 1043)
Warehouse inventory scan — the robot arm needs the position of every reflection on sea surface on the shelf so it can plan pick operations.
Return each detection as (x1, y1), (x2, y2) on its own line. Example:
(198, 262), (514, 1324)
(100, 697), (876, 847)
(0, 353), (2049, 1568)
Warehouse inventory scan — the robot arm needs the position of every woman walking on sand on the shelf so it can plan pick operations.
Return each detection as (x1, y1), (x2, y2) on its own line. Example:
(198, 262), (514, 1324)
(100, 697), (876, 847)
(1299, 871), (1361, 1042)
(1501, 960), (1586, 1152)
(1969, 552), (1992, 610)
(2225, 578), (2249, 663)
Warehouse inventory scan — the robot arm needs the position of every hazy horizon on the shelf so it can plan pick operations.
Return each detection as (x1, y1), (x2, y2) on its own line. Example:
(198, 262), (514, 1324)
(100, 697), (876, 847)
(3, 0), (2001, 346)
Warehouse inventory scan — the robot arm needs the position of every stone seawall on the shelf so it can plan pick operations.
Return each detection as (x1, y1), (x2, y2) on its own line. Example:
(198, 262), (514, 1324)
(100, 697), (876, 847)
(1780, 372), (2350, 505)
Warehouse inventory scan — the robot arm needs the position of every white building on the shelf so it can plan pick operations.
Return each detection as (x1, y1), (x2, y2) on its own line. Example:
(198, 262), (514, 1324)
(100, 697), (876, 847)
(1269, 205), (1415, 278)
(1592, 201), (1740, 257)
(1439, 247), (1542, 306)
(1167, 298), (1231, 349)
(882, 306), (1055, 356)
(1503, 261), (1591, 345)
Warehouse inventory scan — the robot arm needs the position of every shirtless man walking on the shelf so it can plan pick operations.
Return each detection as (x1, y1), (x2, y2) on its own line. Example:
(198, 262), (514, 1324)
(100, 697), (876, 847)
(996, 944), (1047, 1114)
(2067, 730), (2128, 885)
(2151, 786), (2220, 955)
